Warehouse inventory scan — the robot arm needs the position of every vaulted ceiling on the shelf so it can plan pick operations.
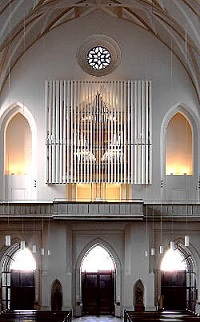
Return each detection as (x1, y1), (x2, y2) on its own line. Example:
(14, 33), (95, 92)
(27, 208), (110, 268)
(0, 0), (199, 100)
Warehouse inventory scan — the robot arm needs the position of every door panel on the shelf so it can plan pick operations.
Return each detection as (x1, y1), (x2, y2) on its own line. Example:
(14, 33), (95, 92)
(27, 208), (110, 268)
(161, 271), (186, 310)
(11, 270), (35, 310)
(99, 273), (114, 313)
(82, 273), (98, 314)
(82, 271), (114, 315)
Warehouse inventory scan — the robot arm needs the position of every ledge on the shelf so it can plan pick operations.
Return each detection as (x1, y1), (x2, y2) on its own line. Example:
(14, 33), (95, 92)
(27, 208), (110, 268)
(0, 201), (200, 221)
(53, 201), (144, 220)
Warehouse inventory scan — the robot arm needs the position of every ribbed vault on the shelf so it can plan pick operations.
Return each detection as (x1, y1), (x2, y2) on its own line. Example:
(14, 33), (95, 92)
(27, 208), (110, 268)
(0, 0), (199, 100)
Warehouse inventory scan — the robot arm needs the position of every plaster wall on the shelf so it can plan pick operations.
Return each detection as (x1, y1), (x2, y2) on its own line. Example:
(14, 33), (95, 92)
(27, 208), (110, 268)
(1, 217), (200, 313)
(0, 11), (199, 202)
(38, 221), (157, 311)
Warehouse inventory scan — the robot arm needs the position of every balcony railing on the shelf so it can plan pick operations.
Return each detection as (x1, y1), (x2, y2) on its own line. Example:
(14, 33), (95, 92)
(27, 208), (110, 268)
(53, 200), (143, 219)
(0, 201), (200, 220)
(0, 202), (53, 217)
(144, 203), (200, 219)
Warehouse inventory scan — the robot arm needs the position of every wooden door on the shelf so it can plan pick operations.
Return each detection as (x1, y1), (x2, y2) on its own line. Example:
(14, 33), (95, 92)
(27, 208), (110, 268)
(10, 270), (35, 309)
(161, 271), (186, 310)
(82, 271), (114, 315)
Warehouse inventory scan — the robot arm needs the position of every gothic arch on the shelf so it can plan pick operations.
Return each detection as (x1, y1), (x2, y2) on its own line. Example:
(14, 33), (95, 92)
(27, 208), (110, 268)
(76, 238), (121, 274)
(160, 103), (199, 178)
(160, 103), (200, 201)
(0, 102), (36, 136)
(0, 242), (20, 310)
(74, 238), (122, 316)
(51, 279), (63, 311)
(155, 239), (199, 311)
(0, 102), (37, 200)
(134, 279), (145, 311)
(156, 240), (197, 273)
(1, 242), (20, 271)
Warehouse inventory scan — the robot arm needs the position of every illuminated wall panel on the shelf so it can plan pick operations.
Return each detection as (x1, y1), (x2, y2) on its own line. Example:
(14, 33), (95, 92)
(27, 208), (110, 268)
(166, 113), (193, 175)
(5, 113), (31, 175)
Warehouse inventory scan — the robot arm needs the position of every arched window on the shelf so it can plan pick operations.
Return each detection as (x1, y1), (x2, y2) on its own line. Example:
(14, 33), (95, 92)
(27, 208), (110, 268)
(81, 245), (115, 272)
(5, 113), (31, 175)
(160, 248), (187, 272)
(10, 248), (36, 271)
(166, 112), (192, 175)
(2, 247), (36, 310)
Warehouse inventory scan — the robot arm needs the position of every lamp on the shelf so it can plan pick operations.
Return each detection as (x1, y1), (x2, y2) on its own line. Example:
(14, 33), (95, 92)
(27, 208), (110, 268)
(150, 247), (155, 256)
(32, 245), (37, 253)
(170, 241), (175, 250)
(159, 245), (164, 254)
(185, 235), (189, 247)
(5, 235), (11, 246)
(20, 240), (25, 250)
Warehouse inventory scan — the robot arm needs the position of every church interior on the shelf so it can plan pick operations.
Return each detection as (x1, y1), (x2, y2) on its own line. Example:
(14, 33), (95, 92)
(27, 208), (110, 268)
(0, 0), (200, 319)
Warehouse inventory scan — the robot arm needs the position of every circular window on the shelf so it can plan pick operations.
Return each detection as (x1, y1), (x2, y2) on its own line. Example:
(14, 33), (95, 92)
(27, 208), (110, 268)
(87, 46), (111, 70)
(77, 34), (121, 76)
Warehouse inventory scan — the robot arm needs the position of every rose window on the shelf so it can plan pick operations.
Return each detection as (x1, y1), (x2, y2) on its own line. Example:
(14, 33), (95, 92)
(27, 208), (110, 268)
(87, 46), (111, 70)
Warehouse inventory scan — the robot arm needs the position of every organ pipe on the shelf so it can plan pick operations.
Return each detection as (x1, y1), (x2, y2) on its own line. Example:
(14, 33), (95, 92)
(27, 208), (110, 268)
(45, 80), (152, 184)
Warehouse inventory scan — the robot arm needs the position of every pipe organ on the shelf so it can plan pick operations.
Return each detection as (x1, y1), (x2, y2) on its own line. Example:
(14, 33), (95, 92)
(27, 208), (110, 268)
(45, 80), (152, 184)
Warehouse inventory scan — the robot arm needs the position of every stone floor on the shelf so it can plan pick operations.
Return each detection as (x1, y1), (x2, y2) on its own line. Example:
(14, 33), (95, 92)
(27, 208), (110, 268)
(72, 316), (122, 322)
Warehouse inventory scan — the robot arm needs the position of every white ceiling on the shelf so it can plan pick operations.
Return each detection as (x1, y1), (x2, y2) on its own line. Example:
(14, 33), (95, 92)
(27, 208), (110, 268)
(0, 0), (199, 100)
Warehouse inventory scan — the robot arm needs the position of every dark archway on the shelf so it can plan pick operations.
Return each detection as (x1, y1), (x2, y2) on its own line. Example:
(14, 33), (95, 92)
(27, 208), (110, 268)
(134, 279), (145, 311)
(81, 245), (115, 315)
(11, 270), (35, 310)
(160, 243), (196, 311)
(1, 244), (36, 310)
(51, 279), (63, 311)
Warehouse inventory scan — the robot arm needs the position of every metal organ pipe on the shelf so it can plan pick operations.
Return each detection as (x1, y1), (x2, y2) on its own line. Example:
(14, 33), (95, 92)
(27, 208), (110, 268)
(63, 81), (66, 183)
(45, 80), (152, 185)
(51, 80), (56, 183)
(55, 80), (60, 184)
(66, 81), (70, 183)
(45, 81), (50, 183)
(59, 81), (63, 183)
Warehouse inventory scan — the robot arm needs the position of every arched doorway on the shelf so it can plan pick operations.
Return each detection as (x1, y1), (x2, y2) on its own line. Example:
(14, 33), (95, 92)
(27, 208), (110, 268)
(51, 279), (63, 311)
(81, 245), (115, 315)
(1, 245), (36, 310)
(160, 244), (196, 311)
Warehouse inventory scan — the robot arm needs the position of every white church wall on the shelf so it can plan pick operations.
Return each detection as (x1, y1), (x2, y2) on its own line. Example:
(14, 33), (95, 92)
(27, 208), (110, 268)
(0, 214), (200, 313)
(39, 221), (158, 312)
(0, 11), (199, 202)
(124, 223), (155, 310)
(40, 223), (72, 310)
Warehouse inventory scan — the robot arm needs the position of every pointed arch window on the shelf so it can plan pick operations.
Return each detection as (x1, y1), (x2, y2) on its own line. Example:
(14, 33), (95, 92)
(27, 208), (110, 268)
(10, 248), (36, 271)
(161, 248), (187, 271)
(81, 245), (115, 272)
(166, 112), (193, 175)
(5, 113), (31, 175)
